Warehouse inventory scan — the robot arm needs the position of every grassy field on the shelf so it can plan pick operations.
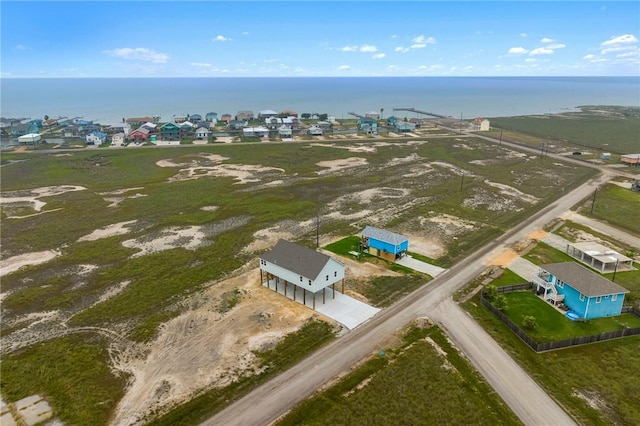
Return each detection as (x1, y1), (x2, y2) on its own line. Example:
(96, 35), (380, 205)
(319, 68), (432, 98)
(489, 105), (640, 154)
(0, 138), (597, 423)
(497, 291), (640, 341)
(583, 183), (640, 236)
(277, 324), (522, 426)
(463, 291), (640, 425)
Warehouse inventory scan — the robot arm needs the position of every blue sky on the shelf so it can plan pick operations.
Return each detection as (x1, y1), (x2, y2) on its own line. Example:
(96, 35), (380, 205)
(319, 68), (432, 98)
(1, 1), (639, 77)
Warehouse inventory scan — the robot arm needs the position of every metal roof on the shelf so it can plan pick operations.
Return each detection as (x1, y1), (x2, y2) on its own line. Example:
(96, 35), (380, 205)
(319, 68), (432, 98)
(541, 262), (629, 297)
(361, 226), (408, 246)
(260, 240), (338, 280)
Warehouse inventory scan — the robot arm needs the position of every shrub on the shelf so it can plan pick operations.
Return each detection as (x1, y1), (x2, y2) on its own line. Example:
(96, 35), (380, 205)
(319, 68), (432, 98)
(523, 315), (538, 330)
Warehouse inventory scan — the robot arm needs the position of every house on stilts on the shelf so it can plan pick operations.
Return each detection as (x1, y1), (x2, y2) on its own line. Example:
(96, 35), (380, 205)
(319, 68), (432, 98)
(259, 239), (345, 309)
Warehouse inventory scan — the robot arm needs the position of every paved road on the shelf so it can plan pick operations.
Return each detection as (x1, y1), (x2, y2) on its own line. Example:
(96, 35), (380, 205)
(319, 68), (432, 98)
(204, 168), (610, 426)
(562, 211), (640, 249)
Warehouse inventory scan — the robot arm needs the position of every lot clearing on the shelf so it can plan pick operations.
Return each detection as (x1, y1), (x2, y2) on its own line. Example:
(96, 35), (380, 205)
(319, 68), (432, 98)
(1, 137), (596, 424)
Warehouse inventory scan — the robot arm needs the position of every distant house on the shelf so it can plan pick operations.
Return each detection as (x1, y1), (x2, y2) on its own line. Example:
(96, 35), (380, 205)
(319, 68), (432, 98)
(621, 154), (640, 166)
(278, 110), (298, 118)
(316, 120), (332, 129)
(236, 110), (254, 121)
(160, 122), (180, 140)
(266, 116), (298, 129)
(386, 116), (399, 125)
(472, 118), (490, 131)
(128, 127), (151, 142)
(242, 126), (270, 138)
(278, 125), (293, 140)
(258, 109), (278, 120)
(365, 111), (380, 119)
(126, 116), (155, 127)
(141, 122), (157, 132)
(259, 239), (345, 308)
(111, 133), (126, 147)
(173, 116), (188, 124)
(220, 114), (233, 123)
(85, 131), (107, 145)
(228, 120), (248, 130)
(190, 114), (202, 123)
(360, 226), (409, 262)
(10, 123), (30, 137)
(195, 127), (210, 140)
(358, 118), (378, 134)
(532, 262), (629, 319)
(107, 123), (131, 136)
(205, 112), (218, 122)
(395, 122), (416, 133)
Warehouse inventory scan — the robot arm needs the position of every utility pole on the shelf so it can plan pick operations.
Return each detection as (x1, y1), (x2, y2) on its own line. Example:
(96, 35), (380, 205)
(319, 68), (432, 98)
(460, 170), (465, 192)
(590, 187), (598, 214)
(316, 210), (320, 248)
(612, 259), (619, 282)
(499, 129), (503, 146)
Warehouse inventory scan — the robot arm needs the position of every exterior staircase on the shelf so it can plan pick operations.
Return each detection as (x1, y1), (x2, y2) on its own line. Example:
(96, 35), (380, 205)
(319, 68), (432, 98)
(532, 272), (565, 304)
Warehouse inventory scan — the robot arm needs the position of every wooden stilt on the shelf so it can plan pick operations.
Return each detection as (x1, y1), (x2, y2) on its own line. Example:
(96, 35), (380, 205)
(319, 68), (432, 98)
(260, 269), (263, 285)
(294, 285), (297, 301)
(342, 278), (345, 293)
(285, 281), (288, 298)
(313, 292), (316, 309)
(323, 287), (326, 304)
(333, 283), (335, 299)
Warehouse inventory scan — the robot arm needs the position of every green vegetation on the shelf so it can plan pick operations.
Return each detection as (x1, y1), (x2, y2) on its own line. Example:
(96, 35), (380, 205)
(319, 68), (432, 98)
(278, 324), (521, 426)
(497, 291), (640, 341)
(492, 268), (528, 286)
(586, 183), (640, 236)
(464, 290), (640, 425)
(523, 241), (576, 265)
(490, 105), (640, 154)
(148, 319), (335, 425)
(0, 335), (127, 425)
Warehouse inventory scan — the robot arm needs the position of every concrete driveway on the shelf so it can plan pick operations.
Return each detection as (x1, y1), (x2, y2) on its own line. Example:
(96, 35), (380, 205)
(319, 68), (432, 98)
(396, 254), (446, 277)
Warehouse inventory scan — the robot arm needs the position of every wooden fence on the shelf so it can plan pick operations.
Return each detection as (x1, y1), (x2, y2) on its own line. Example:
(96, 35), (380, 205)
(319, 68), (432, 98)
(481, 289), (640, 353)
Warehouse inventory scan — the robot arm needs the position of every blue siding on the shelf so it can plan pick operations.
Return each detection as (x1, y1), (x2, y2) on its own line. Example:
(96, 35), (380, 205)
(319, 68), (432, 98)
(368, 238), (408, 255)
(553, 275), (625, 319)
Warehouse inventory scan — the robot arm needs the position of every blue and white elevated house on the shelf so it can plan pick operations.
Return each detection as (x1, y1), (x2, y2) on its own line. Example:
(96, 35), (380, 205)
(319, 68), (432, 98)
(361, 226), (409, 262)
(259, 239), (345, 299)
(533, 262), (629, 319)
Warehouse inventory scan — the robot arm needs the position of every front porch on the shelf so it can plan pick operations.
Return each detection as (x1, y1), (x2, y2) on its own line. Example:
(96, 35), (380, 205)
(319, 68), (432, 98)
(532, 273), (565, 306)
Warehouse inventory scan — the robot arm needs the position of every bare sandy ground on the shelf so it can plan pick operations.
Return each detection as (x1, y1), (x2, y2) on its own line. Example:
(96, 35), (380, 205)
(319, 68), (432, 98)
(0, 250), (61, 278)
(0, 185), (86, 219)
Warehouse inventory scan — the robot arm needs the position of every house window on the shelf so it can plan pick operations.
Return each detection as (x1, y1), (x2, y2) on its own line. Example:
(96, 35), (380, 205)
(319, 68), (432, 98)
(326, 275), (329, 281)
(596, 296), (601, 303)
(557, 280), (564, 288)
(300, 276), (302, 282)
(612, 294), (617, 302)
(308, 280), (312, 286)
(579, 293), (585, 301)
(334, 271), (337, 277)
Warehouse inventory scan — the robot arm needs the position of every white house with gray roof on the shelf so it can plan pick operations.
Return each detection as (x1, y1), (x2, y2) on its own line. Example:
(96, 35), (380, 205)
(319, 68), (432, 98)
(259, 240), (345, 307)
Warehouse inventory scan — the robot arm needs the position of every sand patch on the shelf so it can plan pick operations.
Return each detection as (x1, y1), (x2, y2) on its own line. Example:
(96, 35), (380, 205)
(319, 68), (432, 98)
(1, 185), (86, 217)
(315, 157), (368, 175)
(78, 220), (138, 242)
(489, 249), (520, 268)
(484, 180), (539, 204)
(421, 214), (477, 236)
(242, 226), (297, 254)
(387, 153), (422, 167)
(110, 269), (319, 426)
(403, 233), (446, 259)
(528, 229), (549, 241)
(0, 250), (60, 277)
(200, 205), (219, 212)
(98, 187), (145, 196)
(430, 161), (474, 177)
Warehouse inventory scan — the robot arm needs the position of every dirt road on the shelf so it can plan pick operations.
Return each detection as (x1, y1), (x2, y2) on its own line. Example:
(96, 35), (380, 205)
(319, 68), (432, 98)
(205, 170), (611, 426)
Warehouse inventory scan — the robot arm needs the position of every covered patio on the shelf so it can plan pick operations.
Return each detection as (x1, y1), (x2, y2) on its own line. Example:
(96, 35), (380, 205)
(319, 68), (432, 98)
(566, 241), (634, 273)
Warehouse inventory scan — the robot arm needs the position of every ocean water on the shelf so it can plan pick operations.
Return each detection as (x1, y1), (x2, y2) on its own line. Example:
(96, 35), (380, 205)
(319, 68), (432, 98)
(1, 77), (639, 124)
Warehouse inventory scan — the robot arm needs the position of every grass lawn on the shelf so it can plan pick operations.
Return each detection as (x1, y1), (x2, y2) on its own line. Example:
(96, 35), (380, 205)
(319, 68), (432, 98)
(464, 291), (640, 425)
(499, 291), (640, 342)
(523, 241), (576, 265)
(277, 324), (521, 426)
(492, 268), (528, 287)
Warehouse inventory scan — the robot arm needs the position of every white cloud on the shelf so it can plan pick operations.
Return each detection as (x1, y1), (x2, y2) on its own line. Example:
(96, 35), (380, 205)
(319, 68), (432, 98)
(103, 47), (169, 63)
(541, 37), (555, 43)
(412, 35), (436, 45)
(337, 65), (351, 70)
(547, 43), (566, 50)
(519, 33), (528, 38)
(191, 62), (212, 68)
(372, 53), (386, 59)
(16, 44), (26, 50)
(340, 45), (358, 52)
(601, 34), (638, 46)
(411, 43), (426, 49)
(360, 44), (378, 52)
(508, 47), (529, 55)
(582, 54), (597, 60)
(214, 35), (231, 42)
(391, 34), (398, 39)
(530, 47), (554, 55)
(242, 32), (249, 36)
(395, 46), (410, 53)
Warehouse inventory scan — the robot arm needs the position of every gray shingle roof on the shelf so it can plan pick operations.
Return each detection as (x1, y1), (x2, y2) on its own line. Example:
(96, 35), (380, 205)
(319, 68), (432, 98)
(260, 240), (333, 281)
(542, 262), (629, 297)
(361, 226), (408, 246)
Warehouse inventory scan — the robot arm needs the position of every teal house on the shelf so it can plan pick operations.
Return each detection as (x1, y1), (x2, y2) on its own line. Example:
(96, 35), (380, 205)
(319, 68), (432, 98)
(533, 262), (629, 319)
(357, 118), (378, 134)
(361, 226), (409, 262)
